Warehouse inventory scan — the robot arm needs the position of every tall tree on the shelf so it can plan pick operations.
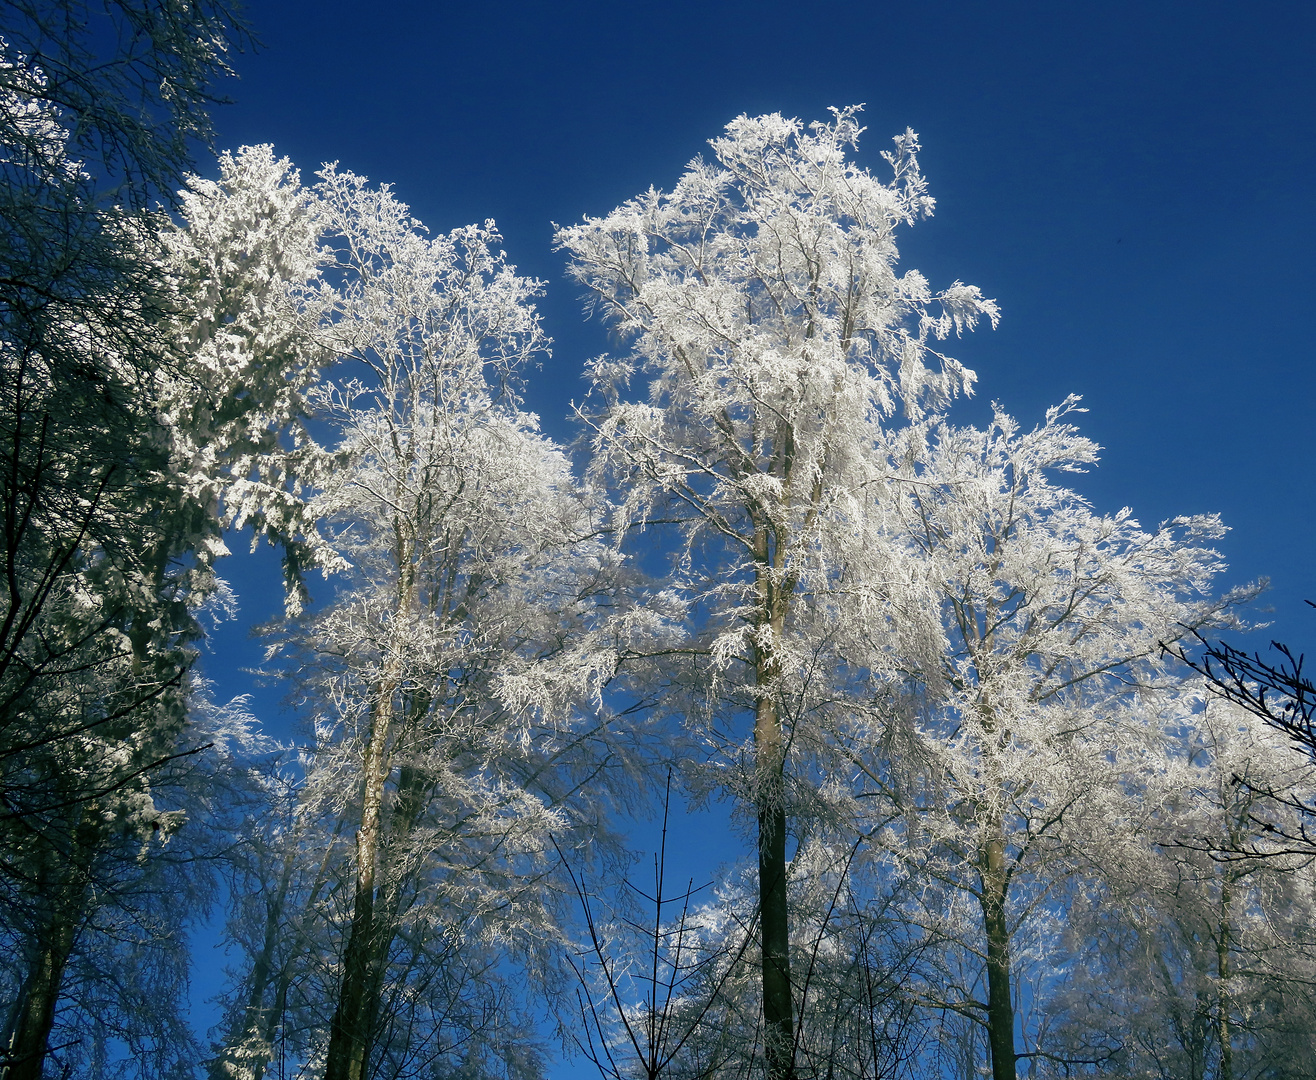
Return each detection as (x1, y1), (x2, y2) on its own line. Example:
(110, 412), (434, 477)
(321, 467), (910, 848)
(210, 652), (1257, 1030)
(0, 48), (181, 1080)
(875, 401), (1246, 1080)
(1, 106), (324, 1080)
(0, 9), (250, 1072)
(556, 106), (998, 1080)
(195, 160), (623, 1080)
(310, 166), (617, 1080)
(0, 0), (252, 819)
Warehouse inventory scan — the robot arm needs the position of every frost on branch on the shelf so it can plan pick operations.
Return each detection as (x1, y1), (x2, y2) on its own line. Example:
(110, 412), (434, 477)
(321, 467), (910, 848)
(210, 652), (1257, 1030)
(205, 158), (627, 1080)
(161, 145), (342, 613)
(556, 107), (999, 1080)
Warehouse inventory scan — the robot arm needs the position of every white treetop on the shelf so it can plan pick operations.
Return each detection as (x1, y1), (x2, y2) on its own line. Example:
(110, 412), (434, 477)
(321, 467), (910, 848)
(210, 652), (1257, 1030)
(159, 145), (341, 608)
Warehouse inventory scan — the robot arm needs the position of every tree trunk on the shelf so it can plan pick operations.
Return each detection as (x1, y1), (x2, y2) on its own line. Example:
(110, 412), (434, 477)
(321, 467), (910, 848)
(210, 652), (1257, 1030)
(324, 682), (396, 1080)
(210, 846), (298, 1080)
(3, 917), (79, 1080)
(2, 813), (98, 1080)
(980, 828), (1016, 1080)
(323, 682), (435, 1080)
(1217, 875), (1233, 1080)
(757, 781), (794, 1080)
(754, 538), (795, 1080)
(358, 761), (432, 1034)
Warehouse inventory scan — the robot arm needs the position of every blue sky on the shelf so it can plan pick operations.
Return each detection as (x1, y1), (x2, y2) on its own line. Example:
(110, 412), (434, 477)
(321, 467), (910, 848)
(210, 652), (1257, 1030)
(193, 0), (1315, 1056)
(206, 0), (1315, 648)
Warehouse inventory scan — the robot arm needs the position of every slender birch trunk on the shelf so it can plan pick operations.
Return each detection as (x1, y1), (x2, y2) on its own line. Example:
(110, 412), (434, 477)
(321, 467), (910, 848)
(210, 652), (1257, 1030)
(323, 660), (434, 1080)
(324, 678), (397, 1080)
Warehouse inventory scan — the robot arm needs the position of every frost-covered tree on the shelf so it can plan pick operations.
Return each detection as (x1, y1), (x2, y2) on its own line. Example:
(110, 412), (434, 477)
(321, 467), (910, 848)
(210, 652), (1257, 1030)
(0, 115), (327, 1080)
(0, 0), (252, 827)
(202, 160), (624, 1080)
(0, 37), (238, 1080)
(873, 401), (1247, 1080)
(157, 143), (340, 604)
(0, 14), (251, 1072)
(0, 36), (176, 865)
(556, 106), (998, 1080)
(1051, 696), (1316, 1079)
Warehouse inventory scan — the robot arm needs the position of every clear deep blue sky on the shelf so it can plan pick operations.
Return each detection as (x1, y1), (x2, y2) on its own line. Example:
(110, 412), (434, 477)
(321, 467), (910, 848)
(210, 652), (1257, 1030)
(193, 0), (1315, 1050)
(205, 0), (1315, 655)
